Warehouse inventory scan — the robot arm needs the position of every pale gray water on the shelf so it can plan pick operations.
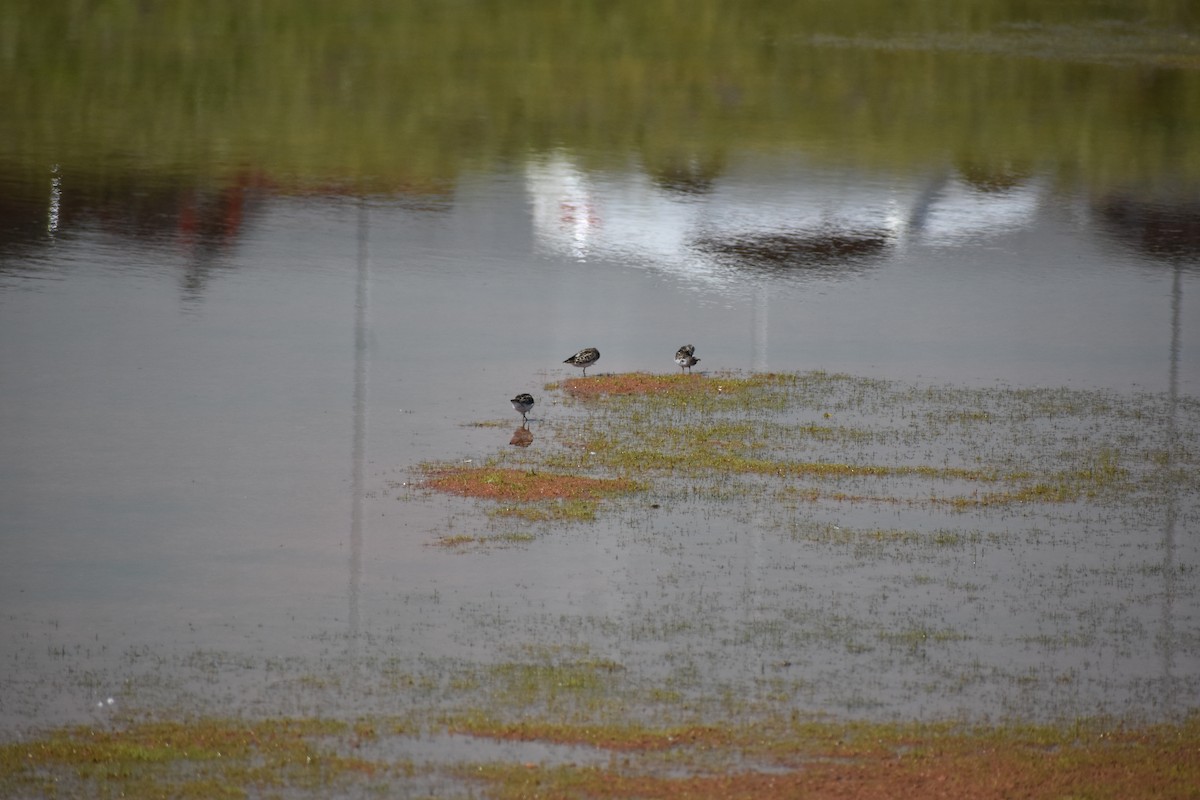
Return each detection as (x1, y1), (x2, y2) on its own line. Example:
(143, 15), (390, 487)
(1, 155), (1197, 733)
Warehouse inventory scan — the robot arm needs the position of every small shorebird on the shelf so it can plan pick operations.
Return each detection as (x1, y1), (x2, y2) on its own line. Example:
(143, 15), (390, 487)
(675, 344), (700, 373)
(563, 347), (600, 376)
(510, 393), (535, 422)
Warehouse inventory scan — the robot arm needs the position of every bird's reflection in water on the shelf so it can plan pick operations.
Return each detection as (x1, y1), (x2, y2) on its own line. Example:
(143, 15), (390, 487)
(509, 426), (533, 447)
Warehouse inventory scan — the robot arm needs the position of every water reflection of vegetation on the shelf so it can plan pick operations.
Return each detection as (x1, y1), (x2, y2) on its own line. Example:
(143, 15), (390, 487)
(3, 1), (1199, 190)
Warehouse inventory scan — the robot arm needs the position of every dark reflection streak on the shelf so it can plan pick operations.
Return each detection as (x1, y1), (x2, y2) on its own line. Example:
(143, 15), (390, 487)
(1162, 262), (1181, 710)
(905, 171), (950, 239)
(349, 198), (369, 655)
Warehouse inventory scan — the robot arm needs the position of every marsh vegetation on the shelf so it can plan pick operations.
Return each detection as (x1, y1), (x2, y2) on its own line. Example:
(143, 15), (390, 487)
(6, 370), (1198, 795)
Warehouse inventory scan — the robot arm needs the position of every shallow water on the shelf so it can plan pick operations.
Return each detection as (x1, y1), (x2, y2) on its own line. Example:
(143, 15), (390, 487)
(1, 1), (1199, 746)
(2, 158), (1196, 734)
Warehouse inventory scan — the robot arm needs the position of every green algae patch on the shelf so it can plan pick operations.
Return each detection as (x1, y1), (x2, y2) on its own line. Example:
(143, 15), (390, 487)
(430, 530), (538, 549)
(0, 718), (385, 798)
(489, 499), (601, 523)
(422, 466), (642, 503)
(532, 370), (1196, 510)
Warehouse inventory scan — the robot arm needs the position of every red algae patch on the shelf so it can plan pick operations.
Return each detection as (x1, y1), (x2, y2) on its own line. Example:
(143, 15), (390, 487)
(476, 752), (1200, 800)
(465, 719), (1200, 800)
(423, 466), (640, 502)
(558, 372), (728, 397)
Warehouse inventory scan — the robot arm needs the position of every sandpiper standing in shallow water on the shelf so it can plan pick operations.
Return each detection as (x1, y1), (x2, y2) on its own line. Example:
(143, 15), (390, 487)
(510, 393), (535, 423)
(563, 347), (600, 376)
(675, 344), (700, 373)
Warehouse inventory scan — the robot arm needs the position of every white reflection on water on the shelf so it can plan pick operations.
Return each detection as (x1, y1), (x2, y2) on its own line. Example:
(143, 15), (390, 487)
(524, 151), (1197, 389)
(47, 164), (61, 235)
(527, 152), (1049, 295)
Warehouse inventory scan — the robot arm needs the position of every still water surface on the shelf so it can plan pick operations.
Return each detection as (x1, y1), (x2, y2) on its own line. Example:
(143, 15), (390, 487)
(1, 1), (1199, 737)
(3, 154), (1196, 729)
